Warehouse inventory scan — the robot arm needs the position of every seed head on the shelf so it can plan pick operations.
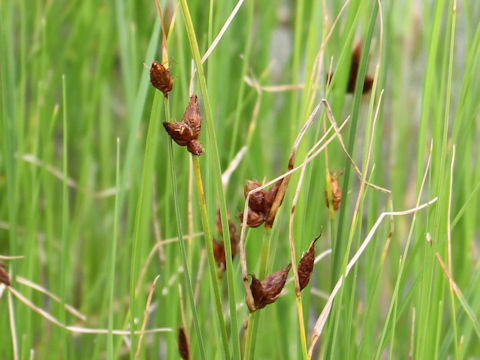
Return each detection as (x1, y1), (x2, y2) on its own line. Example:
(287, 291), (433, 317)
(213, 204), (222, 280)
(150, 61), (173, 98)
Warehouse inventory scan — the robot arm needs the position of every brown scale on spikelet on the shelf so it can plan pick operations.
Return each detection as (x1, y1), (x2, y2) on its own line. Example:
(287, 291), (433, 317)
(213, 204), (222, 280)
(213, 211), (238, 271)
(249, 264), (291, 310)
(163, 95), (204, 155)
(0, 262), (11, 286)
(238, 179), (282, 228)
(326, 42), (374, 94)
(178, 327), (190, 360)
(150, 61), (173, 98)
(298, 235), (321, 291)
(325, 172), (343, 212)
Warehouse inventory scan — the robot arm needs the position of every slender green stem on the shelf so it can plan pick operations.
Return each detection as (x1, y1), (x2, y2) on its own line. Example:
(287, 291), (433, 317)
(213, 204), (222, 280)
(244, 229), (272, 360)
(179, 1), (241, 359)
(107, 139), (121, 359)
(192, 156), (230, 359)
(169, 143), (206, 360)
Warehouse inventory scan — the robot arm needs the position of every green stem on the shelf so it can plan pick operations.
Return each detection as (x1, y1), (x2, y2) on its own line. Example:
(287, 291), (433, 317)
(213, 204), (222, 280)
(244, 229), (272, 360)
(179, 1), (241, 359)
(169, 142), (206, 360)
(192, 155), (230, 359)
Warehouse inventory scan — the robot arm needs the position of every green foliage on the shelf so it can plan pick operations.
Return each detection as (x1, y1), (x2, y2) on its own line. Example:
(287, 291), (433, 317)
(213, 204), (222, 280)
(1, 0), (480, 358)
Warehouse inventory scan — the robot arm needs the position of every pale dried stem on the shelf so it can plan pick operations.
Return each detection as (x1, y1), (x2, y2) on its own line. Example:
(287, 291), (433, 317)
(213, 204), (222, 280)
(135, 275), (161, 359)
(16, 276), (87, 321)
(20, 154), (123, 199)
(222, 146), (248, 189)
(0, 255), (24, 260)
(8, 290), (18, 360)
(308, 197), (438, 356)
(409, 308), (416, 360)
(322, 99), (390, 193)
(154, 0), (169, 65)
(8, 286), (172, 335)
(189, 0), (245, 85)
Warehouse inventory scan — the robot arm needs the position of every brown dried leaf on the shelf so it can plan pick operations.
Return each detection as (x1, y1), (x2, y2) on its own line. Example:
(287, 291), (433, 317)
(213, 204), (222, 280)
(0, 262), (11, 286)
(298, 236), (320, 291)
(150, 61), (173, 98)
(178, 327), (190, 360)
(250, 264), (291, 310)
(325, 172), (342, 212)
(263, 180), (282, 215)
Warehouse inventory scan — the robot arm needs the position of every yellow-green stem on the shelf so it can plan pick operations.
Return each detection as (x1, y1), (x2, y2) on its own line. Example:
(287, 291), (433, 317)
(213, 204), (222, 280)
(192, 156), (231, 359)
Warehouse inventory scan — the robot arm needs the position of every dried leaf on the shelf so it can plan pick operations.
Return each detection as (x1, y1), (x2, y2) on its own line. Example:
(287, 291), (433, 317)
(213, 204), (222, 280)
(0, 262), (11, 286)
(263, 180), (282, 215)
(250, 264), (291, 310)
(325, 172), (342, 212)
(178, 327), (190, 360)
(298, 236), (320, 291)
(150, 61), (173, 98)
(163, 95), (204, 156)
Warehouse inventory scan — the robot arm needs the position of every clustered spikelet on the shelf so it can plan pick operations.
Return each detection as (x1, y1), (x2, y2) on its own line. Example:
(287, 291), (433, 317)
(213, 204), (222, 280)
(178, 327), (190, 360)
(325, 172), (343, 212)
(163, 95), (204, 155)
(326, 42), (374, 94)
(0, 262), (11, 286)
(250, 264), (291, 310)
(239, 180), (282, 227)
(213, 211), (238, 271)
(297, 236), (320, 291)
(150, 61), (173, 98)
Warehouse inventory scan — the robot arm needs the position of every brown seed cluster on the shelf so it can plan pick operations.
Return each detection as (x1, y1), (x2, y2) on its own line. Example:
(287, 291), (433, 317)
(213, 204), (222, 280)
(326, 42), (374, 94)
(178, 327), (190, 360)
(0, 262), (11, 286)
(213, 211), (238, 271)
(163, 95), (204, 155)
(325, 172), (342, 212)
(239, 180), (282, 227)
(250, 264), (291, 310)
(298, 236), (320, 291)
(150, 61), (173, 98)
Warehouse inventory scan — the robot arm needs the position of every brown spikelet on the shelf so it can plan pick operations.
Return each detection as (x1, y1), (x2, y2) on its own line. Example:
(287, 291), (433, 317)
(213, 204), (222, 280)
(240, 180), (283, 228)
(178, 327), (190, 360)
(249, 264), (291, 310)
(213, 211), (238, 270)
(0, 262), (11, 286)
(163, 95), (204, 155)
(325, 42), (373, 94)
(150, 61), (173, 98)
(325, 172), (343, 212)
(298, 235), (320, 291)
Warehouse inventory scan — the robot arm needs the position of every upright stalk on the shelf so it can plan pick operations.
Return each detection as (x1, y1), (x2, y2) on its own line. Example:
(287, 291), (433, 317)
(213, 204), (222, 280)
(169, 141), (206, 360)
(192, 156), (231, 359)
(179, 1), (242, 359)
